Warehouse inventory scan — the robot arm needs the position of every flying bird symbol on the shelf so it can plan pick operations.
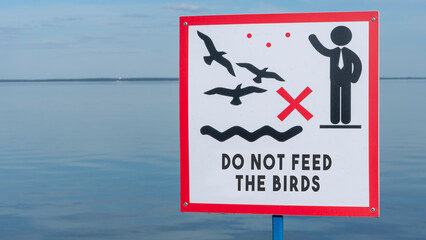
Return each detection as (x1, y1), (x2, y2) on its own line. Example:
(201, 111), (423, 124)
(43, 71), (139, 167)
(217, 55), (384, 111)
(237, 63), (285, 83)
(204, 83), (266, 106)
(197, 31), (236, 77)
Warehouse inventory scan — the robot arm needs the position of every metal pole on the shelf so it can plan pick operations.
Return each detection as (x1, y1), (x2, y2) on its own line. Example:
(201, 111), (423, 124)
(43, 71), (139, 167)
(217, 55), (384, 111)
(272, 215), (283, 240)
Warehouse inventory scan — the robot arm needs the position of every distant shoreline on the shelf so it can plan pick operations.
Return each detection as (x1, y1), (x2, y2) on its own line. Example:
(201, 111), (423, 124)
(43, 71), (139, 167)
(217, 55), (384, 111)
(379, 77), (426, 80)
(0, 77), (424, 83)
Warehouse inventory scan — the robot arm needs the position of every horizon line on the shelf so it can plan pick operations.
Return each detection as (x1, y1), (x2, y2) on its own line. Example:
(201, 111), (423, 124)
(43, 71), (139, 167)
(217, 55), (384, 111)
(0, 76), (425, 82)
(0, 77), (178, 83)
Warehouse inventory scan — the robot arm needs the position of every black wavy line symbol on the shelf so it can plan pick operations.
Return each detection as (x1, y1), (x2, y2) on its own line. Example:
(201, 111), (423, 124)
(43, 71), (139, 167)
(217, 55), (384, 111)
(200, 125), (303, 142)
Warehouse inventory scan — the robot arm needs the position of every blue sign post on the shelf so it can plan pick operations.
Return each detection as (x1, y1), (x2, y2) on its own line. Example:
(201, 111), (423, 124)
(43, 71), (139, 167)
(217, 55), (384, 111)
(273, 215), (283, 240)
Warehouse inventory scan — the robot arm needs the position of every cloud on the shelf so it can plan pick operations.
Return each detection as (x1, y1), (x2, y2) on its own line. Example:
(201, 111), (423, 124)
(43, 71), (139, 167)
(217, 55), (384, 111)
(0, 24), (28, 34)
(234, 3), (287, 14)
(164, 3), (208, 13)
(120, 13), (150, 18)
(105, 21), (155, 30)
(78, 34), (112, 41)
(39, 40), (71, 48)
(85, 49), (137, 55)
(0, 25), (27, 31)
(52, 16), (83, 22)
(42, 16), (84, 29)
(0, 25), (29, 40)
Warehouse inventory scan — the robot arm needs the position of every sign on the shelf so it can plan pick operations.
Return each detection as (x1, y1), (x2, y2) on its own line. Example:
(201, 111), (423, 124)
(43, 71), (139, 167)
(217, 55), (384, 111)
(180, 11), (379, 217)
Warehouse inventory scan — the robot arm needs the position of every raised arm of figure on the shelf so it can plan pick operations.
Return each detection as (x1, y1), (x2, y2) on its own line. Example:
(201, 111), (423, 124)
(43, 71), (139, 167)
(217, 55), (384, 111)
(308, 34), (332, 57)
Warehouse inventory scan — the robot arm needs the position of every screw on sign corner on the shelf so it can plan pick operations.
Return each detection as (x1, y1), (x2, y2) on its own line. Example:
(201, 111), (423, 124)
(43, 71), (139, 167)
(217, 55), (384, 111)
(183, 202), (188, 207)
(370, 208), (375, 212)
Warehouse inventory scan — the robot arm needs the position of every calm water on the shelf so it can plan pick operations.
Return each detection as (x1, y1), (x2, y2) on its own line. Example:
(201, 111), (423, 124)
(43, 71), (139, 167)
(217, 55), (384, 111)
(0, 80), (424, 239)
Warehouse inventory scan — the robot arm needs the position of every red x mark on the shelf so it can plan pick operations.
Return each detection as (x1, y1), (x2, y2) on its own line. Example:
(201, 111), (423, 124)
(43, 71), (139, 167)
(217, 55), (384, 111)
(277, 87), (313, 121)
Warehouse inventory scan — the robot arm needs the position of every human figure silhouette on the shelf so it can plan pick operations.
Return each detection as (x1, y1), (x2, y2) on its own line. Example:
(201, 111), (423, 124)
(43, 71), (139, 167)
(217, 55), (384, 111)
(309, 26), (362, 124)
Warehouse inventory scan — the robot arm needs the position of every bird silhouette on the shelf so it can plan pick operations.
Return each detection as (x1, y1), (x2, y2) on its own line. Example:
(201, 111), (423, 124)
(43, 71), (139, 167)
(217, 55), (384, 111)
(197, 31), (235, 77)
(236, 63), (284, 83)
(204, 83), (266, 105)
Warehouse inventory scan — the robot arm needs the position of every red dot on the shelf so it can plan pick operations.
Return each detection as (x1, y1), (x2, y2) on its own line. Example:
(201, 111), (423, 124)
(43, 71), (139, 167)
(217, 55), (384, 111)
(285, 32), (291, 38)
(247, 33), (252, 38)
(266, 42), (271, 48)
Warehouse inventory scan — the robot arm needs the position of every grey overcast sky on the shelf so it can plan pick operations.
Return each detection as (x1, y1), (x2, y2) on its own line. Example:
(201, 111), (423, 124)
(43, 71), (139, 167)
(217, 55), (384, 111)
(0, 0), (425, 79)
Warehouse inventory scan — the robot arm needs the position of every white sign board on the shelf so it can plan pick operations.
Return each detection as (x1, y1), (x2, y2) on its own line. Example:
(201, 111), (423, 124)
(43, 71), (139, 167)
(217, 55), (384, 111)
(180, 12), (379, 217)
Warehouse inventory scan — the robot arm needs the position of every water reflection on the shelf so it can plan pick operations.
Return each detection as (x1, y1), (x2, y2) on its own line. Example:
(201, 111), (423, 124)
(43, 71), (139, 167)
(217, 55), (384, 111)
(0, 80), (424, 239)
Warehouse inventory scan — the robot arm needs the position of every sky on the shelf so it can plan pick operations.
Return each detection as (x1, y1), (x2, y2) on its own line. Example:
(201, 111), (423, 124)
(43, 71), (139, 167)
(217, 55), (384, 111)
(0, 0), (425, 79)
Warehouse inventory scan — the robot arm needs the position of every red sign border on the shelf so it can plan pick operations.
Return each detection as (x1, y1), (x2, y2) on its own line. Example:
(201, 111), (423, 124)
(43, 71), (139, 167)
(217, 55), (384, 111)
(179, 11), (379, 217)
